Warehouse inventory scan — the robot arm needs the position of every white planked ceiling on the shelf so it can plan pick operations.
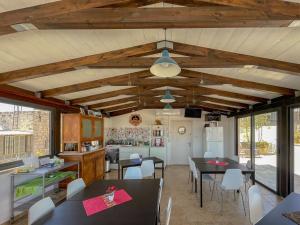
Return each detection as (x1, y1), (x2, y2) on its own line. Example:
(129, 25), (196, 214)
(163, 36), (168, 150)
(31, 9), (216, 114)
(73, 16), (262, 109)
(0, 1), (299, 109)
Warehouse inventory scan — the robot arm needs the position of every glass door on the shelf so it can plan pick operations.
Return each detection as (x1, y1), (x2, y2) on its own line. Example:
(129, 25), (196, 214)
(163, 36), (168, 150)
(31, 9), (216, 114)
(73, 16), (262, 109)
(237, 116), (251, 165)
(293, 107), (300, 193)
(254, 112), (278, 191)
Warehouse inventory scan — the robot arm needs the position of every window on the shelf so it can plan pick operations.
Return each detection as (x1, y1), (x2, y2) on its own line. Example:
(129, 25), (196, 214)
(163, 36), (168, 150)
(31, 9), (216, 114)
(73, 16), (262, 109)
(0, 102), (51, 165)
(237, 116), (251, 165)
(254, 112), (278, 191)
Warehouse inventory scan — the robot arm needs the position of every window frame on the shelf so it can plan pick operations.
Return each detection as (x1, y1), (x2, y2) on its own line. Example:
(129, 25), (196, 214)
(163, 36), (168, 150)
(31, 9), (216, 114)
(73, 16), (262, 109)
(0, 97), (55, 171)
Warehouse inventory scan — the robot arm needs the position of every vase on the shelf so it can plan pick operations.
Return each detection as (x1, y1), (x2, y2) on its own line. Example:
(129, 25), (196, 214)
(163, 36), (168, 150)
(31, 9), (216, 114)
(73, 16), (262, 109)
(107, 191), (115, 202)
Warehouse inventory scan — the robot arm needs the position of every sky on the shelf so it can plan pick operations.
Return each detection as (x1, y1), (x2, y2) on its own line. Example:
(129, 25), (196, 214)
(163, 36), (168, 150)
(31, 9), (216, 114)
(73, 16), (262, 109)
(0, 102), (36, 112)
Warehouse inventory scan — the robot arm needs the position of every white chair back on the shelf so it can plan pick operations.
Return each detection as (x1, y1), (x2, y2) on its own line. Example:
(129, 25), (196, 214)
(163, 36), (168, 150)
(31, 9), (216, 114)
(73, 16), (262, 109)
(188, 156), (193, 171)
(245, 160), (252, 182)
(165, 197), (172, 225)
(124, 167), (143, 179)
(67, 178), (86, 200)
(130, 153), (140, 159)
(190, 160), (198, 179)
(248, 185), (264, 225)
(28, 197), (55, 225)
(157, 178), (164, 214)
(204, 151), (215, 158)
(221, 169), (243, 190)
(141, 160), (155, 177)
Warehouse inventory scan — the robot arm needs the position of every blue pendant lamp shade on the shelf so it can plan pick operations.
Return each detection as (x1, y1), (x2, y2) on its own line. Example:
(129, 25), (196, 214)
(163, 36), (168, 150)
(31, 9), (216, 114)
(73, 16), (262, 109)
(160, 90), (176, 103)
(150, 49), (181, 77)
(163, 103), (173, 110)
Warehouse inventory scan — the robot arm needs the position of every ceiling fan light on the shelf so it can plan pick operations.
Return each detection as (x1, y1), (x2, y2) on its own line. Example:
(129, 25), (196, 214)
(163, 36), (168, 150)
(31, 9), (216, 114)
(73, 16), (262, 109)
(150, 49), (181, 77)
(160, 90), (176, 103)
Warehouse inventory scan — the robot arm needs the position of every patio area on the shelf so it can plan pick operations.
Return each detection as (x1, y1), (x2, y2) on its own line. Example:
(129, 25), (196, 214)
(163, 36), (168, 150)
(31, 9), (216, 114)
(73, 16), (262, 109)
(241, 145), (300, 192)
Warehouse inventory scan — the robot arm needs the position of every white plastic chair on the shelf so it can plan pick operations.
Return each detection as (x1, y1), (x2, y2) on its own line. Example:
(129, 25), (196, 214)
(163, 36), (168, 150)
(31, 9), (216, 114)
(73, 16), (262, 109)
(165, 197), (172, 225)
(188, 156), (194, 183)
(204, 151), (215, 158)
(124, 167), (143, 179)
(141, 160), (155, 178)
(190, 160), (213, 193)
(28, 197), (55, 225)
(244, 160), (252, 193)
(218, 169), (246, 215)
(67, 178), (86, 200)
(157, 178), (164, 223)
(248, 185), (264, 225)
(129, 153), (140, 159)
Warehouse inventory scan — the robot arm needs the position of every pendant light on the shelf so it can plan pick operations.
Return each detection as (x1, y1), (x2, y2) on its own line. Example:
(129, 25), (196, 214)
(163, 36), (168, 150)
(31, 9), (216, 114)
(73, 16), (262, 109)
(160, 90), (175, 103)
(163, 103), (173, 110)
(150, 29), (181, 77)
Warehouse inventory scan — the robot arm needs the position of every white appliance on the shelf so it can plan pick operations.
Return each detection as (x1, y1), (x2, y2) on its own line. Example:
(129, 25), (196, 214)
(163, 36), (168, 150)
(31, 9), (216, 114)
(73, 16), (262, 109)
(203, 126), (224, 158)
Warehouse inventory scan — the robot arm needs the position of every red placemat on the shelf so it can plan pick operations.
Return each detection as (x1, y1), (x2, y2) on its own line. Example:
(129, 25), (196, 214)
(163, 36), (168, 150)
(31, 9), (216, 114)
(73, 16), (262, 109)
(82, 189), (132, 216)
(207, 160), (229, 166)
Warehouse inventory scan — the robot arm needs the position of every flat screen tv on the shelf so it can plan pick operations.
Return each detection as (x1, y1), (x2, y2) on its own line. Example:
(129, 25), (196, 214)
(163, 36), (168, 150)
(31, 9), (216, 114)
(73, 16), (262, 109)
(184, 108), (202, 118)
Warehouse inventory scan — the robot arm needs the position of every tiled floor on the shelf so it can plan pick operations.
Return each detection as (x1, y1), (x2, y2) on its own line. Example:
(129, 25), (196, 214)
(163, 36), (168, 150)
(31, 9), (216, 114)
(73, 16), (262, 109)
(13, 165), (282, 225)
(107, 165), (281, 225)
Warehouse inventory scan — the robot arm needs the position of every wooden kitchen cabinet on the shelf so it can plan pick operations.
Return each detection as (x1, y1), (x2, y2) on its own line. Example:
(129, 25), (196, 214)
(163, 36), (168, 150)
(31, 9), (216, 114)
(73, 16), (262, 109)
(59, 149), (105, 186)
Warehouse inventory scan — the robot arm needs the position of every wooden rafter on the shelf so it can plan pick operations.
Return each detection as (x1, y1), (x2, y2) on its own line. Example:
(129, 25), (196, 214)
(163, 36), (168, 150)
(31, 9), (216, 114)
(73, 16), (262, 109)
(70, 87), (140, 105)
(197, 0), (300, 18)
(0, 0), (132, 27)
(32, 7), (294, 29)
(41, 70), (152, 97)
(171, 42), (300, 75)
(141, 88), (266, 102)
(0, 84), (78, 111)
(89, 57), (242, 68)
(109, 107), (141, 117)
(89, 96), (138, 109)
(180, 69), (295, 96)
(0, 42), (158, 84)
(104, 102), (139, 112)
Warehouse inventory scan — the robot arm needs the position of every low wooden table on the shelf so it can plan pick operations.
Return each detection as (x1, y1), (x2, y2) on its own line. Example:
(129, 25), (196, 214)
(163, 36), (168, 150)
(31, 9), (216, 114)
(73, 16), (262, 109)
(118, 157), (164, 179)
(192, 157), (255, 207)
(33, 179), (160, 225)
(256, 193), (300, 225)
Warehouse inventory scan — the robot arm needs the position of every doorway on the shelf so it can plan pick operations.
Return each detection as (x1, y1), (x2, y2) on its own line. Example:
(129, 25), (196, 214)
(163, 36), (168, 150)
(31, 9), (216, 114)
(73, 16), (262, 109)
(169, 120), (192, 165)
(292, 107), (300, 193)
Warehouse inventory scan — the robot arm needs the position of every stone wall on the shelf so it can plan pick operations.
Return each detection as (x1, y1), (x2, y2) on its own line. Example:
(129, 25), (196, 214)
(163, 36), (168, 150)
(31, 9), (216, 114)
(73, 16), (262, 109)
(0, 110), (50, 156)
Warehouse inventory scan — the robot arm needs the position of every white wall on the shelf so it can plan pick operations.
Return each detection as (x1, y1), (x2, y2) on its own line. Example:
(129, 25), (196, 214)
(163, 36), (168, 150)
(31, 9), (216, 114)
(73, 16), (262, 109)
(104, 109), (236, 162)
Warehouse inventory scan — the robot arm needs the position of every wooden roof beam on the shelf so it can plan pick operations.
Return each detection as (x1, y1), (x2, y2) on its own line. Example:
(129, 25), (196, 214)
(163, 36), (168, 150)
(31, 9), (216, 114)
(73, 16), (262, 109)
(70, 87), (140, 105)
(89, 96), (139, 109)
(0, 42), (158, 84)
(41, 70), (152, 97)
(196, 0), (300, 18)
(180, 69), (295, 96)
(32, 7), (295, 30)
(0, 0), (132, 27)
(171, 42), (300, 75)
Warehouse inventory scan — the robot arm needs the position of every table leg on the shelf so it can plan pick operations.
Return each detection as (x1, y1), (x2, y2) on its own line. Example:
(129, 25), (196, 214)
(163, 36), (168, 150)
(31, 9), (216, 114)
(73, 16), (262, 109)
(200, 172), (203, 208)
(154, 165), (156, 179)
(252, 172), (255, 185)
(162, 162), (164, 178)
(121, 167), (124, 180)
(118, 164), (120, 180)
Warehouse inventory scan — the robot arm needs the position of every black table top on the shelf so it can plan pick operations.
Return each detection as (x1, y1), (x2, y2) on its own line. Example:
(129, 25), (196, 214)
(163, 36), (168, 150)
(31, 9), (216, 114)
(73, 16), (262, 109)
(119, 157), (164, 167)
(33, 179), (160, 225)
(192, 157), (254, 174)
(256, 193), (300, 225)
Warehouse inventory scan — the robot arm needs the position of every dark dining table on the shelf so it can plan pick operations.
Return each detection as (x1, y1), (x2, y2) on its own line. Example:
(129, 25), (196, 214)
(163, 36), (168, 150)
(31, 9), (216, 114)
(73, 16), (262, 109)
(192, 157), (255, 207)
(118, 156), (164, 179)
(33, 179), (160, 225)
(256, 193), (300, 225)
